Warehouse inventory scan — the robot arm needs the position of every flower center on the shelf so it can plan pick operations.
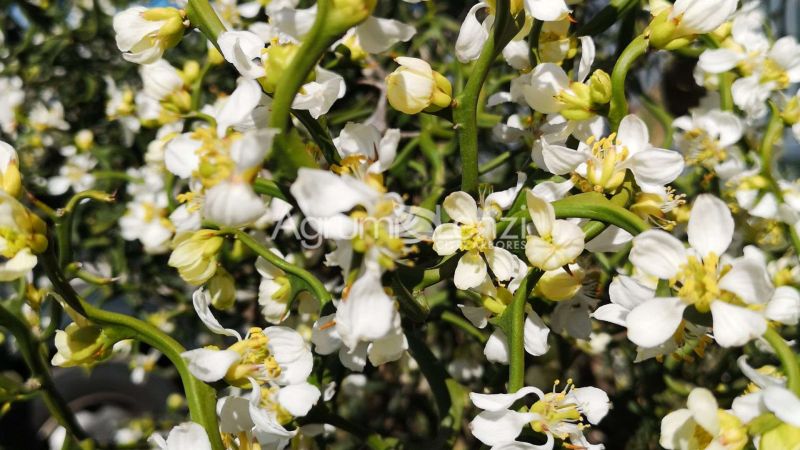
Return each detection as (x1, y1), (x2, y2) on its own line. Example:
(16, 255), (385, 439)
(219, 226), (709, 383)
(683, 128), (728, 166)
(529, 379), (585, 440)
(578, 133), (629, 193)
(671, 253), (731, 312)
(460, 223), (492, 252)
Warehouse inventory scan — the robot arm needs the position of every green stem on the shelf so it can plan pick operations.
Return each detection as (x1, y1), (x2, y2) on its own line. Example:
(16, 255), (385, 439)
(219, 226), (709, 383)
(441, 310), (487, 343)
(225, 228), (332, 304)
(453, 0), (517, 193)
(759, 102), (784, 176)
(763, 328), (800, 395)
(719, 72), (734, 112)
(0, 302), (87, 441)
(609, 35), (649, 130)
(267, 0), (333, 133)
(56, 191), (115, 268)
(41, 252), (224, 450)
(186, 0), (226, 47)
(507, 270), (542, 392)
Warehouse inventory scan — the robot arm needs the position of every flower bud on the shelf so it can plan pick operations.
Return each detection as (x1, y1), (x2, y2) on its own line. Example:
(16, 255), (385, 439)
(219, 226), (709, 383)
(326, 0), (377, 35)
(648, 0), (737, 50)
(0, 191), (48, 281)
(535, 266), (584, 301)
(113, 7), (187, 64)
(589, 70), (612, 105)
(180, 60), (201, 85)
(51, 322), (116, 368)
(207, 268), (236, 310)
(0, 141), (21, 198)
(168, 230), (223, 285)
(386, 57), (452, 115)
(262, 43), (316, 94)
(782, 96), (800, 125)
(558, 83), (594, 121)
(75, 130), (94, 151)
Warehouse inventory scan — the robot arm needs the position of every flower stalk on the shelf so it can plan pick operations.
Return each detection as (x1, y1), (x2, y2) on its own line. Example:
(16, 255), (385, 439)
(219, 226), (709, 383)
(608, 34), (649, 130)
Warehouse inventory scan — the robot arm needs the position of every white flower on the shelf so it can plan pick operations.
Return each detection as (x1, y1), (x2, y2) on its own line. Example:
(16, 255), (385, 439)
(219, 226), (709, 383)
(256, 252), (291, 324)
(140, 59), (184, 101)
(273, 5), (415, 55)
(668, 0), (739, 36)
(627, 194), (772, 348)
(291, 67), (346, 119)
(469, 381), (610, 448)
(660, 388), (748, 450)
(432, 191), (518, 290)
(524, 189), (584, 271)
(537, 115), (684, 195)
(149, 422), (211, 450)
(673, 108), (743, 169)
(333, 122), (400, 174)
(731, 356), (800, 428)
(523, 0), (571, 22)
(47, 152), (97, 196)
(180, 289), (314, 387)
(455, 2), (494, 63)
(217, 30), (267, 79)
(0, 77), (24, 136)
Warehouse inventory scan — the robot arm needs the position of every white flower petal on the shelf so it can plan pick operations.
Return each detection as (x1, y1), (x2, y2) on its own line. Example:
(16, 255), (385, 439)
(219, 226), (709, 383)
(484, 329), (509, 364)
(687, 388), (720, 435)
(432, 223), (462, 256)
(710, 301), (766, 347)
(626, 297), (687, 348)
(192, 289), (242, 340)
(719, 257), (774, 305)
(469, 410), (536, 447)
(688, 194), (734, 257)
(454, 250), (488, 290)
(277, 383), (320, 417)
(630, 230), (687, 279)
(523, 311), (550, 356)
(765, 286), (800, 325)
(180, 348), (240, 383)
(763, 386), (800, 427)
(470, 386), (543, 412)
(443, 191), (479, 224)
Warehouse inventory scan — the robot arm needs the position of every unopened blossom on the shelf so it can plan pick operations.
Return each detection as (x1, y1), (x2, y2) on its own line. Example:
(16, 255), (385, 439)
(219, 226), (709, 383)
(168, 230), (223, 285)
(386, 57), (452, 114)
(113, 7), (187, 64)
(0, 191), (48, 281)
(0, 141), (21, 197)
(649, 0), (739, 50)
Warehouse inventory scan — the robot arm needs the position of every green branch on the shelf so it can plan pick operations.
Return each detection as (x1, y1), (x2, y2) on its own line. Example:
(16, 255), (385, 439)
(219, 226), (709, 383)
(41, 251), (224, 450)
(609, 34), (649, 130)
(223, 228), (332, 304)
(0, 302), (87, 442)
(186, 0), (226, 48)
(763, 328), (800, 396)
(268, 0), (333, 133)
(453, 0), (520, 193)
